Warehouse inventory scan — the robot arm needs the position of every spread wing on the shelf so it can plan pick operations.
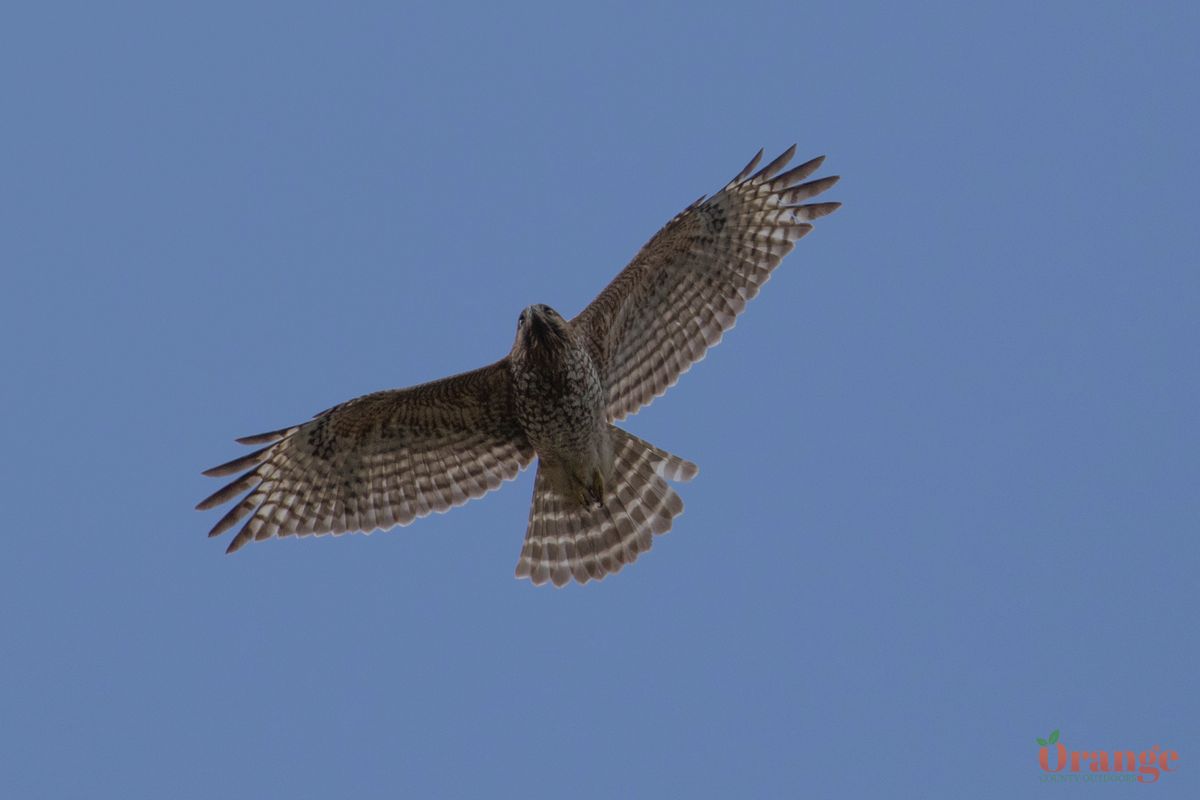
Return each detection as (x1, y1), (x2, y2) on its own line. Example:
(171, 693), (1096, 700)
(571, 146), (840, 421)
(196, 360), (534, 553)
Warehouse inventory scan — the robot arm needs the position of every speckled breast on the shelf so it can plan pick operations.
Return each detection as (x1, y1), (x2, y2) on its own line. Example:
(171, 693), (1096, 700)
(511, 338), (606, 458)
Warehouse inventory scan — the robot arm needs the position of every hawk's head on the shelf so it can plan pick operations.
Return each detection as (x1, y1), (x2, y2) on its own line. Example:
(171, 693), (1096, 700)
(513, 304), (569, 355)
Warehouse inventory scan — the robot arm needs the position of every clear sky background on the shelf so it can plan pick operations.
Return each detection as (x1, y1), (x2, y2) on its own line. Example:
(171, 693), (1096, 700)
(2, 2), (1197, 797)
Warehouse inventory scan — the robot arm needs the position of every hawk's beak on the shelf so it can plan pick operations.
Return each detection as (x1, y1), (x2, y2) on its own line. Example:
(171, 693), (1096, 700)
(529, 311), (552, 342)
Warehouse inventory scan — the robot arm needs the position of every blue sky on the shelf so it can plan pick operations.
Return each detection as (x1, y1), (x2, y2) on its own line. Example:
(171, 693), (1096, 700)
(2, 1), (1197, 797)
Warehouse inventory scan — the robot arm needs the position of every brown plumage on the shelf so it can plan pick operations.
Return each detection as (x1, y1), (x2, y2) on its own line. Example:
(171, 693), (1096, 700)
(198, 146), (840, 586)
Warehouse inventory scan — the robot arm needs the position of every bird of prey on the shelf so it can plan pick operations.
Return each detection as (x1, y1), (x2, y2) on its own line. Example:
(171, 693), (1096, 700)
(198, 146), (840, 586)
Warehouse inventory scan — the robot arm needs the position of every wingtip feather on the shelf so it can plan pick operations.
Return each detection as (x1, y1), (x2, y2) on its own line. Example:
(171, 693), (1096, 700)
(795, 201), (842, 221)
(235, 426), (295, 445)
(201, 444), (272, 477)
(772, 155), (827, 188)
(727, 148), (765, 187)
(751, 145), (798, 184)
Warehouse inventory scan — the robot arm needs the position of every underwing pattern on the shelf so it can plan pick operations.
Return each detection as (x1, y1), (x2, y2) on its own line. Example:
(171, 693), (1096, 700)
(199, 146), (840, 586)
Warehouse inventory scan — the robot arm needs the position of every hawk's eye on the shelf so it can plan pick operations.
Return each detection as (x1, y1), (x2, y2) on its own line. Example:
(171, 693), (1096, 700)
(518, 312), (526, 326)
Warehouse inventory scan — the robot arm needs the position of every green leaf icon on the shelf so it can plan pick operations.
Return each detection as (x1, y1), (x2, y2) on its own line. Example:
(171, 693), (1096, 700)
(1049, 730), (1060, 745)
(1037, 737), (1048, 746)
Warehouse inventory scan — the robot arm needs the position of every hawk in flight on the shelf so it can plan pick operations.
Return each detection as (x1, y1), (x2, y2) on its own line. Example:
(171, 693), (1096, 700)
(198, 146), (840, 586)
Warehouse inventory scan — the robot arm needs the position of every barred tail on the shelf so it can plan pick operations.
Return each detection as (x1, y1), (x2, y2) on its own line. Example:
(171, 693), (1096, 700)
(515, 426), (699, 587)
